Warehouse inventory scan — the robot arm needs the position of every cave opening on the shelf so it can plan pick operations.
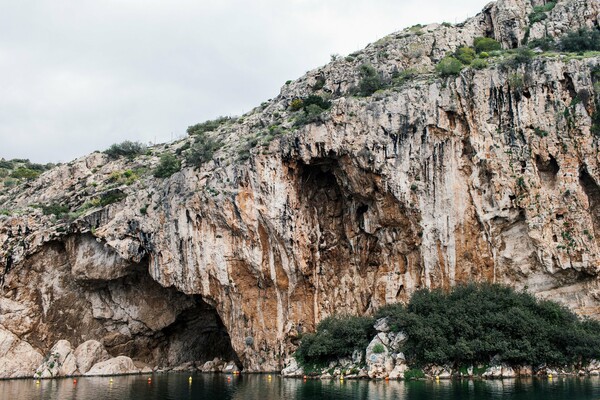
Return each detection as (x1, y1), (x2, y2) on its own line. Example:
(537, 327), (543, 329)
(93, 266), (244, 371)
(56, 234), (243, 371)
(150, 294), (242, 370)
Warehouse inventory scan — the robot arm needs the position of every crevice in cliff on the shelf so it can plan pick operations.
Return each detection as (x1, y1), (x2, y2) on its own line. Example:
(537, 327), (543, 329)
(579, 167), (600, 245)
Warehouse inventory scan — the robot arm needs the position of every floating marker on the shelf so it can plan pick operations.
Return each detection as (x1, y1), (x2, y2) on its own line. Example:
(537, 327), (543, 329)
(436, 375), (440, 380)
(73, 379), (77, 384)
(35, 380), (40, 385)
(548, 374), (553, 379)
(109, 378), (114, 383)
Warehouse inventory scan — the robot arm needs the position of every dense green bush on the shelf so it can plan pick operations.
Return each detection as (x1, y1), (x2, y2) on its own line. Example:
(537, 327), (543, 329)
(474, 37), (502, 53)
(471, 58), (488, 70)
(185, 135), (222, 166)
(153, 153), (181, 178)
(354, 64), (386, 96)
(527, 36), (556, 51)
(436, 56), (463, 77)
(41, 203), (70, 218)
(292, 95), (332, 127)
(104, 141), (147, 159)
(528, 2), (555, 24)
(375, 283), (600, 368)
(454, 47), (476, 65)
(295, 315), (375, 365)
(501, 47), (534, 69)
(559, 28), (600, 52)
(187, 116), (233, 136)
(10, 167), (40, 180)
(98, 191), (128, 207)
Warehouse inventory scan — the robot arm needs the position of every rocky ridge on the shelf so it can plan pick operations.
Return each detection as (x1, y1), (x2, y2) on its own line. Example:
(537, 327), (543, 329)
(0, 0), (599, 376)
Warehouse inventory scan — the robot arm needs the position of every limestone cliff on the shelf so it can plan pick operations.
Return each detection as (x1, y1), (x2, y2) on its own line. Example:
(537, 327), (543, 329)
(0, 0), (599, 375)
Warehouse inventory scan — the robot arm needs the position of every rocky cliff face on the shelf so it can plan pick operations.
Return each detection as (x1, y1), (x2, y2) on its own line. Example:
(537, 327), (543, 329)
(1, 0), (599, 375)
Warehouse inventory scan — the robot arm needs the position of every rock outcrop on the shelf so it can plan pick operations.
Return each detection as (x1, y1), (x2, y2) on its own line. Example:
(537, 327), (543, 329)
(84, 356), (139, 376)
(0, 0), (599, 375)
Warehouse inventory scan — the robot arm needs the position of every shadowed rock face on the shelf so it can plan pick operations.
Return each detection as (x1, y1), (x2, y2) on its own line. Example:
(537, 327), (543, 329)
(0, 235), (240, 370)
(1, 0), (600, 373)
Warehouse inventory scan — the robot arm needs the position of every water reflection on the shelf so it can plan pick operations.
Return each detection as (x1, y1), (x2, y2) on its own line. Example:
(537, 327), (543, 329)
(1, 374), (600, 400)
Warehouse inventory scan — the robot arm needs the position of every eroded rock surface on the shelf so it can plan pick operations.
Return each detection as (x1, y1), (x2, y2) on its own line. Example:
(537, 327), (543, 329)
(0, 0), (599, 374)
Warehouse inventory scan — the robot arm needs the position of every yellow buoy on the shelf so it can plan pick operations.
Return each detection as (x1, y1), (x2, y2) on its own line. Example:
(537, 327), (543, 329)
(109, 378), (114, 383)
(548, 374), (553, 379)
(35, 380), (40, 385)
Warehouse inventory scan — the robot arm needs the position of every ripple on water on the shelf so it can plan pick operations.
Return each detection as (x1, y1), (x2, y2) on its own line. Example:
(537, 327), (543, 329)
(2, 374), (600, 400)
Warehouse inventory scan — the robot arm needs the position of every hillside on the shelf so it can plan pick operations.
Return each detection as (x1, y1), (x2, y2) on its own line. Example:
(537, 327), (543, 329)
(0, 0), (599, 377)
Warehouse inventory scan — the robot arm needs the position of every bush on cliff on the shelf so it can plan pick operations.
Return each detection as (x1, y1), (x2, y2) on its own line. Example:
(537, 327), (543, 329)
(104, 141), (146, 159)
(153, 153), (181, 178)
(295, 315), (375, 365)
(375, 283), (600, 368)
(353, 64), (386, 96)
(436, 56), (463, 77)
(559, 28), (600, 52)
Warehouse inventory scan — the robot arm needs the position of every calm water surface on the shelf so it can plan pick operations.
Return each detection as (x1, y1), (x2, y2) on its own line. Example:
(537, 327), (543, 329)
(2, 373), (600, 400)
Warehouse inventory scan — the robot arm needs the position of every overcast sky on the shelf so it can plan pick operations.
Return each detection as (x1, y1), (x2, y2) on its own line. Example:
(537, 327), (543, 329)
(0, 0), (489, 163)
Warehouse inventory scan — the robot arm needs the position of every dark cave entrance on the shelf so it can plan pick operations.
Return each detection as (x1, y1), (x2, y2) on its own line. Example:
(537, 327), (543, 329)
(101, 269), (244, 370)
(150, 295), (242, 369)
(58, 234), (243, 370)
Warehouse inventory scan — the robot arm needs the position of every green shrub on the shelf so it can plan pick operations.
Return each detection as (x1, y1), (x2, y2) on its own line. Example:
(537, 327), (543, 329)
(294, 104), (328, 127)
(185, 135), (222, 167)
(289, 98), (304, 111)
(10, 168), (40, 180)
(404, 368), (425, 380)
(559, 28), (600, 52)
(508, 73), (525, 90)
(153, 153), (181, 178)
(104, 141), (146, 159)
(529, 11), (547, 24)
(479, 51), (490, 58)
(436, 56), (463, 77)
(0, 160), (14, 169)
(528, 37), (556, 51)
(454, 47), (476, 65)
(533, 1), (556, 13)
(392, 68), (418, 85)
(372, 343), (385, 354)
(292, 95), (332, 127)
(354, 64), (386, 96)
(474, 37), (502, 53)
(502, 47), (534, 69)
(295, 315), (375, 365)
(187, 116), (232, 136)
(375, 283), (600, 367)
(471, 58), (488, 70)
(98, 191), (127, 207)
(41, 203), (70, 218)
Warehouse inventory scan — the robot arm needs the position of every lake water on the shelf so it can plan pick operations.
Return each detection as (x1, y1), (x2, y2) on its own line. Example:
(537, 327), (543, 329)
(2, 373), (600, 400)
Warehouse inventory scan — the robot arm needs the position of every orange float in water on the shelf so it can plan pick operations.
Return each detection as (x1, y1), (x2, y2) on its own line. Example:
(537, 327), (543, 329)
(73, 379), (77, 384)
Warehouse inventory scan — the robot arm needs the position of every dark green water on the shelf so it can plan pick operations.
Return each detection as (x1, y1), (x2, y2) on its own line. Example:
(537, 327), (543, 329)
(3, 373), (600, 400)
